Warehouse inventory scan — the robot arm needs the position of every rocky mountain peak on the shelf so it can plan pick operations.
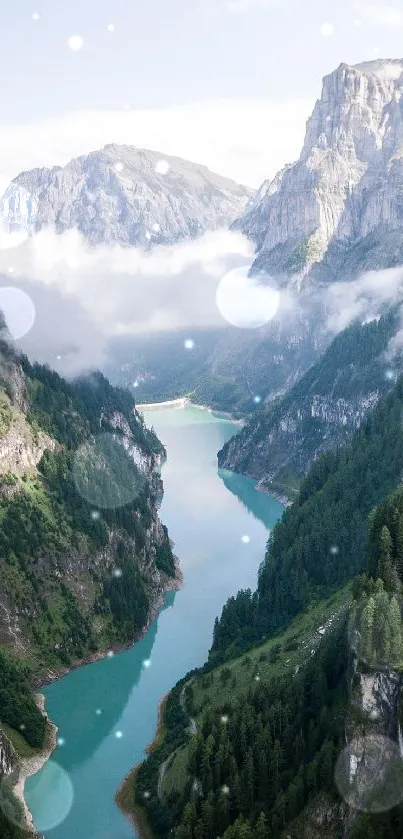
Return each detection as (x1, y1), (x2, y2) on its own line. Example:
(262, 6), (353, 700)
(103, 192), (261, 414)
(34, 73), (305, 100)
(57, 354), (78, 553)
(0, 144), (251, 247)
(237, 57), (403, 283)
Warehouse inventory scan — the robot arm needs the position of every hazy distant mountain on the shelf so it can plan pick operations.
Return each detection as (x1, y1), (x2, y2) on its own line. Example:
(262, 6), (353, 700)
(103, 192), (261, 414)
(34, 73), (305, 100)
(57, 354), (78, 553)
(0, 143), (252, 246)
(235, 59), (403, 284)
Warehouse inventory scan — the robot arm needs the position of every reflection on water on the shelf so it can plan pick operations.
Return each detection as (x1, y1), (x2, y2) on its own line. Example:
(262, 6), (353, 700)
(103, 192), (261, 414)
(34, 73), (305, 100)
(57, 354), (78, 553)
(26, 406), (283, 839)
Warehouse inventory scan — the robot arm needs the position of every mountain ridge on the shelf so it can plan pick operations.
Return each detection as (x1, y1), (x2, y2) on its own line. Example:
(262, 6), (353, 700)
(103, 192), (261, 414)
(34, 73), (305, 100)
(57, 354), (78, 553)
(0, 143), (251, 247)
(236, 58), (403, 284)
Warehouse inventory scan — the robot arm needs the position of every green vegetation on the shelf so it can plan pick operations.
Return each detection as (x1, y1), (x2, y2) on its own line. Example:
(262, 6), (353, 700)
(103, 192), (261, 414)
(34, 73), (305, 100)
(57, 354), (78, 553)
(213, 371), (403, 658)
(218, 309), (402, 484)
(107, 325), (319, 417)
(0, 341), (174, 678)
(0, 649), (45, 748)
(133, 609), (349, 839)
(0, 783), (30, 839)
(128, 367), (403, 839)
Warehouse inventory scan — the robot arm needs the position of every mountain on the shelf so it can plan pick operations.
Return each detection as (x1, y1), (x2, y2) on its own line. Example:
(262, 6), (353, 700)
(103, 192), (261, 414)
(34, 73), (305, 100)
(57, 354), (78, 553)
(0, 144), (251, 246)
(218, 310), (403, 500)
(236, 59), (403, 283)
(121, 372), (403, 839)
(0, 336), (179, 683)
(109, 59), (403, 415)
(107, 320), (319, 417)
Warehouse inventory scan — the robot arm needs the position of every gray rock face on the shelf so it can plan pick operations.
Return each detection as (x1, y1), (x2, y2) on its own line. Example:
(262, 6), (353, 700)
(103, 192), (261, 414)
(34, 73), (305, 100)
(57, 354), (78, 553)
(0, 144), (251, 246)
(237, 59), (403, 281)
(0, 730), (15, 777)
(217, 313), (401, 498)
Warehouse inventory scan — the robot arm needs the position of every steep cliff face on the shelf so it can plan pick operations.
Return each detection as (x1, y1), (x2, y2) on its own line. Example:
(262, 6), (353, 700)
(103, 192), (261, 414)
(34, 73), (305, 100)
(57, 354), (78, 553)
(0, 339), (179, 680)
(218, 313), (401, 498)
(0, 144), (251, 247)
(238, 59), (403, 282)
(0, 731), (16, 778)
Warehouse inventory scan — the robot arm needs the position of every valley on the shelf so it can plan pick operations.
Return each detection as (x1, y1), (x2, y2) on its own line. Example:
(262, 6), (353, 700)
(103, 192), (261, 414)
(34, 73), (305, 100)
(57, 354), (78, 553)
(2, 36), (403, 839)
(21, 405), (283, 839)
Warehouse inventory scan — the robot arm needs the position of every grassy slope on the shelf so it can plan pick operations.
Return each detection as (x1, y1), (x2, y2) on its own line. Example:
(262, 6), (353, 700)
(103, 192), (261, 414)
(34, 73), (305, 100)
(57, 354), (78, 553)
(160, 584), (352, 801)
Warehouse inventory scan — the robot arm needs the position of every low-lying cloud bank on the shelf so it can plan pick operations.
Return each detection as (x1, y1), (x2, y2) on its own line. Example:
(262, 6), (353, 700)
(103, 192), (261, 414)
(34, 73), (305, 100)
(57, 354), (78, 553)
(2, 226), (403, 377)
(0, 228), (253, 373)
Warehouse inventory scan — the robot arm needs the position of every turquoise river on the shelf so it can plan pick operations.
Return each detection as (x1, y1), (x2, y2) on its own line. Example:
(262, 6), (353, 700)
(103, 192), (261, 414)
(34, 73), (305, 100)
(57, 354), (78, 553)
(25, 405), (284, 839)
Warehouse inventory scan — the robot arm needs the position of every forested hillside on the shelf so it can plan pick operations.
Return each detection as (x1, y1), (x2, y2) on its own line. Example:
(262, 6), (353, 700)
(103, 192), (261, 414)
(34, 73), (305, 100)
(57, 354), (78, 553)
(0, 337), (178, 837)
(212, 371), (403, 658)
(218, 310), (402, 499)
(125, 370), (403, 839)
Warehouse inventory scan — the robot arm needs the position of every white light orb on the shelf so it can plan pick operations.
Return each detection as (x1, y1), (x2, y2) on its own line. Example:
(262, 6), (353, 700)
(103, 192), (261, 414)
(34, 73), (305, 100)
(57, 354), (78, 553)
(23, 761), (74, 831)
(67, 34), (84, 52)
(155, 159), (170, 175)
(216, 266), (279, 329)
(184, 338), (194, 350)
(0, 287), (35, 340)
(320, 22), (334, 36)
(335, 734), (403, 813)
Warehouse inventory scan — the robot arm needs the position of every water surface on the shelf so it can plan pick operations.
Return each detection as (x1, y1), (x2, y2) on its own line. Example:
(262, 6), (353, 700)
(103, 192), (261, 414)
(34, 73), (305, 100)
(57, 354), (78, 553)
(26, 405), (283, 839)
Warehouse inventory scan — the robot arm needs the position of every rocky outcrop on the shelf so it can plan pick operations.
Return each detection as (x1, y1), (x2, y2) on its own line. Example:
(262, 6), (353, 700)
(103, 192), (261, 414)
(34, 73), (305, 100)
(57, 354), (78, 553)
(0, 144), (251, 247)
(0, 730), (16, 778)
(0, 346), (180, 680)
(218, 314), (400, 497)
(237, 59), (403, 283)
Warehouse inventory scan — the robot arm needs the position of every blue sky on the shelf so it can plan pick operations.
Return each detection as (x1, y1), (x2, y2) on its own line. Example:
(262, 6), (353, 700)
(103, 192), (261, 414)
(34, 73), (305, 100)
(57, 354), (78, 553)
(0, 1), (402, 187)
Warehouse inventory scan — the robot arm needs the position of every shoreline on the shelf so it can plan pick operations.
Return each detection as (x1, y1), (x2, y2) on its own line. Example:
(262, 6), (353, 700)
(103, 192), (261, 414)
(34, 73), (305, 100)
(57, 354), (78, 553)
(255, 480), (293, 507)
(21, 557), (183, 833)
(116, 692), (169, 839)
(33, 553), (183, 691)
(12, 693), (58, 832)
(137, 397), (189, 410)
(138, 397), (245, 427)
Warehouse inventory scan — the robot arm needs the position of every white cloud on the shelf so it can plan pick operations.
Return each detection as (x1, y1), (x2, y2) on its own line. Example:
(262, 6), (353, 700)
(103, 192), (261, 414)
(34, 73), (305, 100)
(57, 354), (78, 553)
(324, 266), (403, 334)
(5, 228), (253, 374)
(355, 2), (403, 26)
(0, 98), (312, 195)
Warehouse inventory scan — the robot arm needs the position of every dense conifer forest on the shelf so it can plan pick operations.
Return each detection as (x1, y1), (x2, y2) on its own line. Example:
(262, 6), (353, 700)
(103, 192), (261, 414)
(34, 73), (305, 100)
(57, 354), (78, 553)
(132, 373), (403, 839)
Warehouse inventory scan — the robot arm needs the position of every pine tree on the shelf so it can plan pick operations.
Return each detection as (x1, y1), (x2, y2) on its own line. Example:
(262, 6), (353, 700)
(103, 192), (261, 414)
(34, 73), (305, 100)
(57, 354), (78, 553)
(379, 525), (398, 591)
(388, 595), (403, 664)
(254, 812), (268, 839)
(359, 596), (375, 664)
